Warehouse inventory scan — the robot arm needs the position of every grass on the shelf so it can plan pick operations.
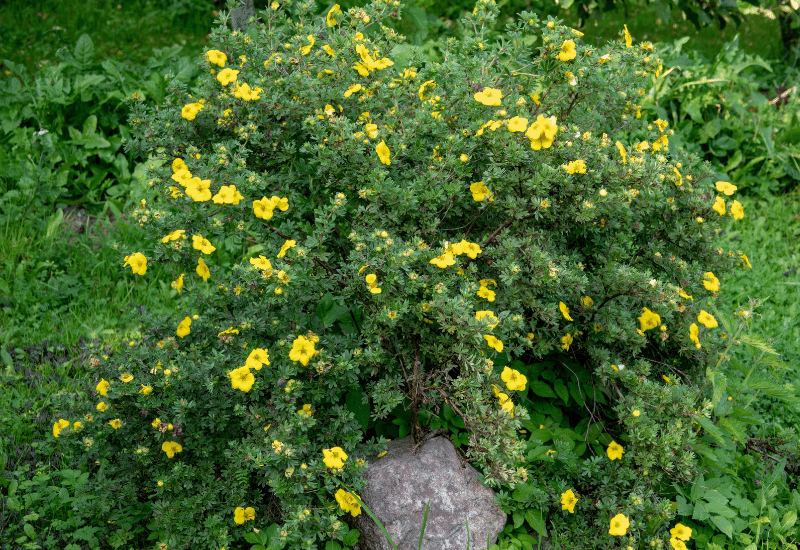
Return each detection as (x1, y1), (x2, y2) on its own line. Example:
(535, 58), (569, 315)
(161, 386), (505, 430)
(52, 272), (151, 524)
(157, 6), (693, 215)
(557, 5), (785, 61)
(0, 0), (214, 72)
(719, 190), (800, 365)
(0, 210), (173, 349)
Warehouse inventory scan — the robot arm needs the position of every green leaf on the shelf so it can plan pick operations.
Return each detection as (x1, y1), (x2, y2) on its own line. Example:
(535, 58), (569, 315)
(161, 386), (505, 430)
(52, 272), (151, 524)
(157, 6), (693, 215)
(3, 58), (25, 75)
(325, 542), (342, 550)
(244, 533), (261, 544)
(512, 483), (534, 503)
(342, 528), (359, 547)
(718, 417), (746, 444)
(73, 34), (95, 71)
(780, 511), (797, 533)
(524, 509), (546, 536)
(553, 379), (569, 404)
(709, 515), (733, 538)
(513, 510), (524, 529)
(24, 523), (35, 539)
(738, 334), (780, 356)
(694, 415), (730, 447)
(345, 389), (370, 432)
(568, 382), (585, 407)
(530, 381), (556, 399)
(1, 347), (12, 367)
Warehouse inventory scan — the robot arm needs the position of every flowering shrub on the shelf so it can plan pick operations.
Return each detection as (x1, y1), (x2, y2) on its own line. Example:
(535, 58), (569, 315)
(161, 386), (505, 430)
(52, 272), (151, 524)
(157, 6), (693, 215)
(58, 0), (755, 548)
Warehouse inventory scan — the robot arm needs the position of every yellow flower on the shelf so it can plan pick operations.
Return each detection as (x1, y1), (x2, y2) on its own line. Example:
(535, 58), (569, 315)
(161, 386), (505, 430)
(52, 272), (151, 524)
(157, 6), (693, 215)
(196, 258), (210, 281)
(450, 239), (482, 258)
(430, 252), (456, 268)
(108, 418), (121, 429)
(460, 154), (469, 162)
(697, 310), (718, 328)
(638, 307), (661, 332)
(525, 115), (558, 150)
(171, 274), (184, 294)
(300, 35), (315, 56)
(234, 507), (256, 524)
(669, 538), (688, 550)
(216, 68), (239, 86)
(712, 196), (726, 215)
(162, 441), (183, 458)
(507, 116), (528, 133)
(177, 316), (191, 338)
(123, 252), (147, 275)
(609, 513), (630, 536)
(96, 378), (110, 396)
(96, 402), (108, 411)
(335, 489), (362, 517)
(741, 254), (752, 268)
(715, 181), (737, 195)
(670, 523), (692, 541)
(560, 489), (578, 513)
(615, 141), (627, 164)
(632, 410), (641, 417)
(484, 334), (503, 352)
(561, 333), (573, 350)
(289, 335), (316, 366)
(246, 348), (270, 370)
(185, 177), (212, 201)
(272, 440), (284, 454)
(558, 39), (577, 61)
(558, 301), (573, 321)
(326, 4), (341, 26)
(161, 229), (185, 243)
(703, 271), (720, 292)
(53, 419), (70, 438)
(206, 49), (227, 67)
(139, 384), (153, 395)
(475, 310), (499, 329)
(470, 181), (494, 202)
(477, 285), (496, 302)
(606, 440), (624, 460)
(344, 83), (362, 98)
(474, 87), (503, 106)
(181, 102), (204, 121)
(673, 167), (683, 186)
(192, 235), (216, 255)
(212, 185), (244, 205)
(623, 25), (632, 48)
(120, 373), (133, 383)
(501, 366), (527, 391)
(662, 374), (673, 384)
(297, 404), (314, 417)
(730, 200), (744, 220)
(581, 296), (594, 308)
(228, 366), (255, 392)
(376, 140), (391, 165)
(277, 239), (297, 258)
(323, 447), (348, 469)
(563, 160), (587, 174)
(253, 196), (276, 220)
(689, 323), (701, 348)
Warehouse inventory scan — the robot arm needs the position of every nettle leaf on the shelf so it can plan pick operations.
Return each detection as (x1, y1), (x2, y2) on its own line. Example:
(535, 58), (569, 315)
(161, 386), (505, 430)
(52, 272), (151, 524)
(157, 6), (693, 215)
(529, 381), (556, 399)
(718, 417), (746, 444)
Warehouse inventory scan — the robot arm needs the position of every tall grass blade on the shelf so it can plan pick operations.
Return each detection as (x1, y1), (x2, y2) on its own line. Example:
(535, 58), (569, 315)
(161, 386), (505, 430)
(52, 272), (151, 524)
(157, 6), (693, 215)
(349, 491), (399, 550)
(418, 498), (431, 549)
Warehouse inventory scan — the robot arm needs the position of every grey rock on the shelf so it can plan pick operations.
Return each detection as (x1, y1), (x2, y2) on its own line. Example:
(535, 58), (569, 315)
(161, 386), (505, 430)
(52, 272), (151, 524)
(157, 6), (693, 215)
(352, 435), (506, 550)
